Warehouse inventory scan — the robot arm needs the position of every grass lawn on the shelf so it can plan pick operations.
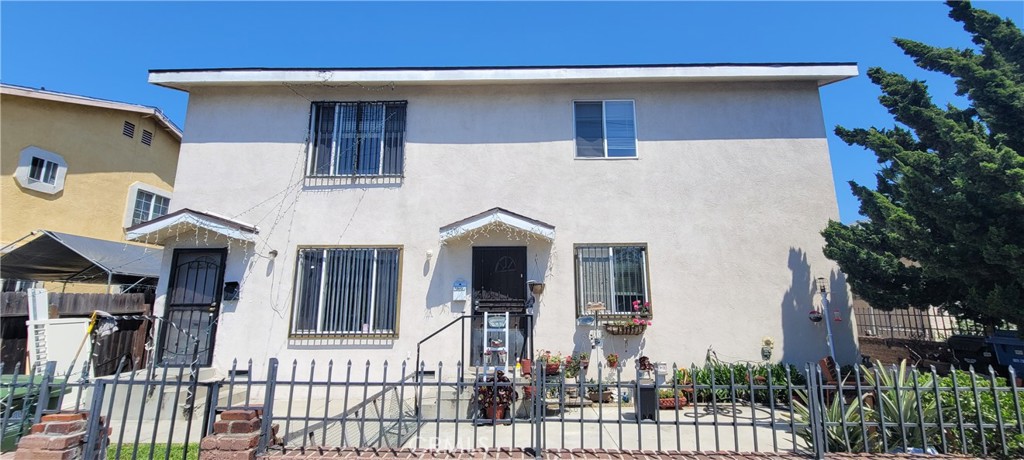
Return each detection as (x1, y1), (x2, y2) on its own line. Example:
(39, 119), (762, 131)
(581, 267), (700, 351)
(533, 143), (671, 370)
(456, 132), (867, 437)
(107, 443), (199, 459)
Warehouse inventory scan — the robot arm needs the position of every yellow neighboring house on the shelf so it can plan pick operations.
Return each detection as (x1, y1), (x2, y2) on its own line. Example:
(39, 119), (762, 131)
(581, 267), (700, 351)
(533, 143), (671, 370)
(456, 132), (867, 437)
(0, 83), (181, 291)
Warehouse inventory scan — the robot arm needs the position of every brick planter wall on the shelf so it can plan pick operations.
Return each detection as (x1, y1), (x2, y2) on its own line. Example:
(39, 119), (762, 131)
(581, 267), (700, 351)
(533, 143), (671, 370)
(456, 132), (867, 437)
(15, 412), (109, 460)
(200, 408), (280, 460)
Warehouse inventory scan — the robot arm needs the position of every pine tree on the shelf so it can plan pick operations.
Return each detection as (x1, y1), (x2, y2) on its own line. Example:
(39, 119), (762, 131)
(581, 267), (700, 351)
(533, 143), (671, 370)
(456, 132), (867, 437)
(822, 1), (1024, 327)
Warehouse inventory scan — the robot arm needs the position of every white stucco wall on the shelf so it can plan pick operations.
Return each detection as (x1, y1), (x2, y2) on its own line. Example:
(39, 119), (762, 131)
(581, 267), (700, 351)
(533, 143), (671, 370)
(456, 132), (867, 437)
(153, 80), (857, 377)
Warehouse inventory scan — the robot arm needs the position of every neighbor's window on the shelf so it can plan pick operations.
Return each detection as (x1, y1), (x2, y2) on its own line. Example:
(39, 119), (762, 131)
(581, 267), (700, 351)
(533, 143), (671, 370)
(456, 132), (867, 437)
(574, 100), (637, 158)
(307, 101), (407, 177)
(292, 247), (401, 337)
(132, 190), (170, 225)
(575, 245), (648, 315)
(29, 157), (59, 185)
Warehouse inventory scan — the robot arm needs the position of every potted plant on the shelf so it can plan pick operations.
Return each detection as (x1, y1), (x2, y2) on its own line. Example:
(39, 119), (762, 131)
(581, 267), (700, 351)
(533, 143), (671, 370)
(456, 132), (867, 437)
(585, 379), (613, 403)
(674, 368), (695, 397)
(538, 350), (562, 375)
(564, 352), (589, 379)
(476, 370), (518, 423)
(606, 353), (620, 369)
(658, 388), (688, 409)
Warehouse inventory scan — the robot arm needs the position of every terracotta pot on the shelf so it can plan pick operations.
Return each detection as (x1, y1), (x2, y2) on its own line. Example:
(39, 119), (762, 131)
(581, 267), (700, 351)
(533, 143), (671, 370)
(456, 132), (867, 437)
(520, 359), (532, 377)
(588, 390), (613, 403)
(545, 363), (561, 375)
(486, 405), (507, 420)
(658, 396), (688, 410)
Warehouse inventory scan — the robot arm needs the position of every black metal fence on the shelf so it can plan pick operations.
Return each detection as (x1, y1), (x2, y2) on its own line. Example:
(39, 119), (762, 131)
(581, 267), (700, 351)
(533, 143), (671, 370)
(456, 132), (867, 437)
(3, 358), (1023, 459)
(853, 303), (986, 341)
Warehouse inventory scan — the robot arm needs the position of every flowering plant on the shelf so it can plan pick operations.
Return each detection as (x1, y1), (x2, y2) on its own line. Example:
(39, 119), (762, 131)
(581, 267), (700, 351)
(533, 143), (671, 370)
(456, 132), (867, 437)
(537, 350), (562, 365)
(607, 300), (652, 327)
(606, 353), (620, 368)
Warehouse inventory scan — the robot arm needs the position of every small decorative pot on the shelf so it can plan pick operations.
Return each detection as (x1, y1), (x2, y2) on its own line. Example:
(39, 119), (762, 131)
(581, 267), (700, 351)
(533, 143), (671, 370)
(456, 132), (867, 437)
(545, 363), (561, 375)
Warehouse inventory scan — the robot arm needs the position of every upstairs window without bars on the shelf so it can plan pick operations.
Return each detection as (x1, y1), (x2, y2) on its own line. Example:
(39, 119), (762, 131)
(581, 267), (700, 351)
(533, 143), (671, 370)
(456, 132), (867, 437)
(575, 245), (649, 316)
(28, 157), (59, 185)
(574, 100), (637, 158)
(292, 247), (401, 337)
(132, 190), (170, 225)
(307, 101), (407, 177)
(123, 121), (136, 138)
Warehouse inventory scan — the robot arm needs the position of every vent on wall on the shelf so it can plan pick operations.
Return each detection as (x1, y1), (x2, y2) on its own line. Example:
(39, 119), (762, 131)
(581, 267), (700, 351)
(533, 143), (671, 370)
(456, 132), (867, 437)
(123, 121), (135, 138)
(141, 130), (153, 146)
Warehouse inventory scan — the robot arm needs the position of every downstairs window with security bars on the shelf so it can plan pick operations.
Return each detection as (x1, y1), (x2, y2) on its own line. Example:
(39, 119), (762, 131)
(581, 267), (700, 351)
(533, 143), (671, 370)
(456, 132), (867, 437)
(292, 247), (401, 336)
(307, 101), (407, 177)
(575, 245), (649, 316)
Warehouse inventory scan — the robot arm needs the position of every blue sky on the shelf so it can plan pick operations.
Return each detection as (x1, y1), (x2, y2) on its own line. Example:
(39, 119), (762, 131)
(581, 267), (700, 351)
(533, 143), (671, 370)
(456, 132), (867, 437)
(2, 1), (1021, 223)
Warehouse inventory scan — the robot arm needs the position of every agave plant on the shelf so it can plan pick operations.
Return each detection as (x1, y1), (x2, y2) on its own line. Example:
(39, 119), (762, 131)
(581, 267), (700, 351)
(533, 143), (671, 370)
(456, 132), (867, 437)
(859, 360), (941, 452)
(791, 387), (869, 452)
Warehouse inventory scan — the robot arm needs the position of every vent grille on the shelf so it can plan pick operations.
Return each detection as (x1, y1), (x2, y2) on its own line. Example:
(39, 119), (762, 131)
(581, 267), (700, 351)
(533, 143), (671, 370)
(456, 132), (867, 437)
(141, 130), (153, 146)
(123, 121), (135, 138)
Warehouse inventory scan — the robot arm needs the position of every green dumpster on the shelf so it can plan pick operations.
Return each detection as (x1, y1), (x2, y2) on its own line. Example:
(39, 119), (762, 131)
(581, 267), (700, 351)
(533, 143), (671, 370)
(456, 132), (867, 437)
(1, 375), (67, 452)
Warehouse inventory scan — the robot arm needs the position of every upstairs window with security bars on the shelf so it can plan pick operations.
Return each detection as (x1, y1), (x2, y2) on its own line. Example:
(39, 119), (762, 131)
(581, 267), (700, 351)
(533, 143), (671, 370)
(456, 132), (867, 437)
(575, 245), (649, 316)
(307, 101), (407, 177)
(292, 247), (401, 337)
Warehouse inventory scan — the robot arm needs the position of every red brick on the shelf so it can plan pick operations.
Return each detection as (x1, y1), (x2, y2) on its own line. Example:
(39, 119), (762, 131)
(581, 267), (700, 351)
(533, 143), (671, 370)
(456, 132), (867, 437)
(222, 409), (259, 421)
(43, 420), (86, 435)
(229, 419), (261, 434)
(218, 433), (260, 451)
(202, 449), (256, 460)
(40, 413), (86, 423)
(14, 448), (76, 460)
(202, 435), (221, 450)
(30, 423), (45, 434)
(215, 420), (231, 434)
(16, 432), (83, 450)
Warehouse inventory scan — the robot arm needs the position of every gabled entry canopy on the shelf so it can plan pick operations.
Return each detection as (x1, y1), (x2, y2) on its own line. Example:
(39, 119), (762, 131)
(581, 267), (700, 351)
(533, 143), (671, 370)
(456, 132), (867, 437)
(125, 208), (259, 245)
(439, 207), (555, 243)
(0, 230), (162, 284)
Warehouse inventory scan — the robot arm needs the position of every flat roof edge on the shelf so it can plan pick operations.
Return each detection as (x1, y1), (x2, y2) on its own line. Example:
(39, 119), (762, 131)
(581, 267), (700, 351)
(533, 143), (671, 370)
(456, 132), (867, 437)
(149, 63), (859, 89)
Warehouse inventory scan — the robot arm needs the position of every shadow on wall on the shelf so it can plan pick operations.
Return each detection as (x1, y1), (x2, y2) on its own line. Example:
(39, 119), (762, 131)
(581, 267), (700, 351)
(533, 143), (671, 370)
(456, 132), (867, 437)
(778, 247), (857, 366)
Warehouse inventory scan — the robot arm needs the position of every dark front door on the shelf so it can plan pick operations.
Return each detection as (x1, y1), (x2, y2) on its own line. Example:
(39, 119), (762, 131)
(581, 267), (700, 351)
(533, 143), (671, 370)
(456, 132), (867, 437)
(471, 247), (528, 366)
(159, 248), (226, 367)
(472, 246), (527, 311)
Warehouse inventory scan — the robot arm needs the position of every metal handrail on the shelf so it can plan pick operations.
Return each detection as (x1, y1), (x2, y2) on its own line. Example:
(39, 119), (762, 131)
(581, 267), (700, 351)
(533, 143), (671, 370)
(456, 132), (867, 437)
(414, 315), (471, 382)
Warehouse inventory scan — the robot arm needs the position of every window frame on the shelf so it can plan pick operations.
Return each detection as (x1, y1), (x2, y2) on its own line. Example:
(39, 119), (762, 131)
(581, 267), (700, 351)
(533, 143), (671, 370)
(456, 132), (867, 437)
(123, 182), (172, 228)
(572, 99), (639, 160)
(15, 146), (67, 195)
(28, 157), (59, 185)
(573, 243), (651, 318)
(289, 245), (404, 339)
(305, 101), (408, 178)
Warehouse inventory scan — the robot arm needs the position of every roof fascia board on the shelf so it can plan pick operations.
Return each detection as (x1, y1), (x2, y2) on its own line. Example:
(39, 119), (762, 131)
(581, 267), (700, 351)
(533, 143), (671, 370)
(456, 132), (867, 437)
(440, 209), (555, 242)
(125, 212), (258, 243)
(0, 84), (182, 140)
(149, 64), (859, 90)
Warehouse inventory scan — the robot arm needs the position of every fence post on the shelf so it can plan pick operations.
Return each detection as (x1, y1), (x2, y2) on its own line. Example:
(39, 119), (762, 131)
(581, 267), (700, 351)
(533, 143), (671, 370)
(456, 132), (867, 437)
(806, 364), (826, 460)
(532, 360), (542, 460)
(257, 357), (279, 453)
(31, 361), (58, 424)
(81, 379), (107, 460)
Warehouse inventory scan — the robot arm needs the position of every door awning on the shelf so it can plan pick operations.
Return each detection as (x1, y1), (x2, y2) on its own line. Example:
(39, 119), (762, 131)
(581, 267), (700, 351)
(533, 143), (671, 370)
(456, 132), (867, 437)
(125, 208), (259, 245)
(0, 230), (162, 284)
(439, 207), (555, 242)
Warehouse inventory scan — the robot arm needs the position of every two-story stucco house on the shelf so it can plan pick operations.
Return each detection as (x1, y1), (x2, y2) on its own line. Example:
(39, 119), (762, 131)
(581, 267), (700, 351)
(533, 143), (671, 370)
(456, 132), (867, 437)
(129, 63), (860, 376)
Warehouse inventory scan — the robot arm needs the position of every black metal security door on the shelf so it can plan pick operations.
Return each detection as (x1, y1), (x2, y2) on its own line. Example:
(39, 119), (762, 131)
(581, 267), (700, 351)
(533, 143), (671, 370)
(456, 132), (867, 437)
(159, 248), (226, 367)
(472, 246), (527, 310)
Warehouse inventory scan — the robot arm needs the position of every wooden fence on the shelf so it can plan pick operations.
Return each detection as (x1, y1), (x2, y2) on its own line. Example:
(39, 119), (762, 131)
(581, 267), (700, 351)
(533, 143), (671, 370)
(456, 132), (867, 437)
(0, 292), (151, 376)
